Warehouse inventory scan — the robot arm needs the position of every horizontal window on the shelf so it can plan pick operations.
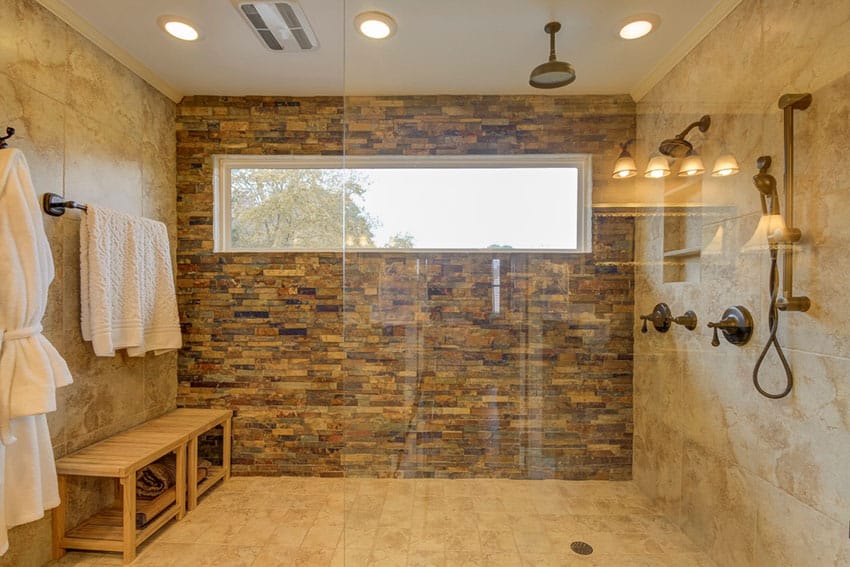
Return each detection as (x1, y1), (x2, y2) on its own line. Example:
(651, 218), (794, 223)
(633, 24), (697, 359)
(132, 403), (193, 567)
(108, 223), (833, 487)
(214, 155), (592, 252)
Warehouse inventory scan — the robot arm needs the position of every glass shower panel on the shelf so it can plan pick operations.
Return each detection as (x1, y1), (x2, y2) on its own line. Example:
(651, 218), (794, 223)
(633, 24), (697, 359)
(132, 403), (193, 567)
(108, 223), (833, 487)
(340, 3), (635, 564)
(342, 253), (567, 478)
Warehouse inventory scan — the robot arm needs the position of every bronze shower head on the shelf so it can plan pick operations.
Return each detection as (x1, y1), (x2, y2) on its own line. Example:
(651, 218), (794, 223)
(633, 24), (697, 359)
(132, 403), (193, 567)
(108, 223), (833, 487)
(529, 22), (576, 89)
(658, 115), (711, 158)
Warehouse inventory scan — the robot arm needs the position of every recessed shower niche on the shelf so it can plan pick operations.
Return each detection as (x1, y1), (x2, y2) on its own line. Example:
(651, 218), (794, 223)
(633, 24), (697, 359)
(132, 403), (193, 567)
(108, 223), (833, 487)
(662, 175), (703, 283)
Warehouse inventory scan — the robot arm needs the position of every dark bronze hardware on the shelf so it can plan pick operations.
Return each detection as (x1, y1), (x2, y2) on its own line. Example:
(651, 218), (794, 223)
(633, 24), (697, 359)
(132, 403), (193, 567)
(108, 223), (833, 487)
(529, 22), (576, 89)
(639, 302), (672, 334)
(671, 310), (698, 331)
(658, 115), (710, 158)
(707, 306), (753, 347)
(775, 93), (811, 312)
(0, 127), (15, 149)
(42, 192), (88, 216)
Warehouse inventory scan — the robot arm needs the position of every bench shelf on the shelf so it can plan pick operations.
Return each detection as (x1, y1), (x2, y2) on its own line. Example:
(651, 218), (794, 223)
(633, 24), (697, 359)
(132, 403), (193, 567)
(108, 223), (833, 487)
(52, 408), (232, 563)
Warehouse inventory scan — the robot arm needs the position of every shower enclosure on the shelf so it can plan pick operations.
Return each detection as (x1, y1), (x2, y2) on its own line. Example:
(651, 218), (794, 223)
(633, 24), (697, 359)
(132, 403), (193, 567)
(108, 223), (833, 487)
(170, 1), (847, 564)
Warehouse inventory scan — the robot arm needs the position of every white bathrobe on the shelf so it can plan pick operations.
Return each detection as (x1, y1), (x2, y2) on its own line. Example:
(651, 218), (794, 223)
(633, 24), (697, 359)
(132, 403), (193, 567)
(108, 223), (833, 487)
(0, 148), (73, 555)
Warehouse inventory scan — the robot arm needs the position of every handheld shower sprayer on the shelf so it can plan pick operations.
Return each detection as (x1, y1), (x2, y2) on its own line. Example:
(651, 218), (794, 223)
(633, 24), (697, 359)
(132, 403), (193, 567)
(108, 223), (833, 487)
(748, 93), (812, 400)
(750, 156), (793, 398)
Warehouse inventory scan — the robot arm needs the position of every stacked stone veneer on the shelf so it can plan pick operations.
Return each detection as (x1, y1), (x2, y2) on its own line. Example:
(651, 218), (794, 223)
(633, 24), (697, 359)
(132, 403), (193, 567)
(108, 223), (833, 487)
(177, 95), (636, 478)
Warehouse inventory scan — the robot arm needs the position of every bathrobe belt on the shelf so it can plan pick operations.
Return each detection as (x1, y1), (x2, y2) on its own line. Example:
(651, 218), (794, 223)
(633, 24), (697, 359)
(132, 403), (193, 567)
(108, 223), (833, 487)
(0, 324), (44, 445)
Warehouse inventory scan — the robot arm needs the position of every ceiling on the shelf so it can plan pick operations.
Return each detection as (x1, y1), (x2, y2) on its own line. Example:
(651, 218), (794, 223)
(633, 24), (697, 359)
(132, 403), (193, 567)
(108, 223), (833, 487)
(40, 0), (740, 102)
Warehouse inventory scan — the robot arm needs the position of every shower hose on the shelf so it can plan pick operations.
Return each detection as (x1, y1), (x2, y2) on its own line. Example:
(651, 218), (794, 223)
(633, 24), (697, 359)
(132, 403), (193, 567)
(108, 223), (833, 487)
(752, 246), (793, 399)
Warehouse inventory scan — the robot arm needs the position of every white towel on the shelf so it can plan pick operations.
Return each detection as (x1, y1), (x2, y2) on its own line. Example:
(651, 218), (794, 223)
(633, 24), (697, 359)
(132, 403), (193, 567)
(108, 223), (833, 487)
(0, 148), (72, 556)
(80, 205), (181, 357)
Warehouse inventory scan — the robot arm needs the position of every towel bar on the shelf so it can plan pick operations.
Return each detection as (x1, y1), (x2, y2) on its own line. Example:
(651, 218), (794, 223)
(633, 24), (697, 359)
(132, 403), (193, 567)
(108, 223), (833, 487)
(43, 192), (88, 216)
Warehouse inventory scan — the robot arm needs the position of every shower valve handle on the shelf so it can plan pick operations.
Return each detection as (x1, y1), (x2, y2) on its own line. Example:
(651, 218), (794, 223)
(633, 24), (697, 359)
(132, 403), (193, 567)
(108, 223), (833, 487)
(707, 306), (754, 347)
(639, 303), (672, 334)
(709, 326), (721, 347)
(707, 323), (733, 347)
(707, 317), (736, 346)
(672, 311), (698, 331)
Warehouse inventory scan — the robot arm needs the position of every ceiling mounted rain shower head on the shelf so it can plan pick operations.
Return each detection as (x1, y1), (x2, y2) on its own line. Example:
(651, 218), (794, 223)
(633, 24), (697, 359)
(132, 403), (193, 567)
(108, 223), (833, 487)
(659, 115), (711, 158)
(529, 22), (576, 89)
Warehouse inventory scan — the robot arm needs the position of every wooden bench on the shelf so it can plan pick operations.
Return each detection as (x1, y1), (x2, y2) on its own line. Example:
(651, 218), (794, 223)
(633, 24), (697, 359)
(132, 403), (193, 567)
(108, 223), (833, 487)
(52, 408), (232, 563)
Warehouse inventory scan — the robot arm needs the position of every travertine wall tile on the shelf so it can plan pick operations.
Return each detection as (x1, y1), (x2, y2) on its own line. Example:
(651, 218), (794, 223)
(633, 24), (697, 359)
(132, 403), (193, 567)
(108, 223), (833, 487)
(0, 0), (69, 103)
(0, 0), (177, 563)
(634, 0), (850, 564)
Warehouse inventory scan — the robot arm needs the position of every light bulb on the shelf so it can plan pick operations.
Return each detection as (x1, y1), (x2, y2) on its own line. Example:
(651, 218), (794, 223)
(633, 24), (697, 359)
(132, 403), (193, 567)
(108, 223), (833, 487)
(355, 12), (397, 40)
(158, 16), (200, 41)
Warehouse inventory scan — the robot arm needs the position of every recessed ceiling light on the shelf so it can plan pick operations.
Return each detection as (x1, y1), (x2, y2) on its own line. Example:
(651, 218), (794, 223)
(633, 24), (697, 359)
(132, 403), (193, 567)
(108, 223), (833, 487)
(158, 15), (200, 41)
(618, 15), (660, 40)
(355, 11), (397, 40)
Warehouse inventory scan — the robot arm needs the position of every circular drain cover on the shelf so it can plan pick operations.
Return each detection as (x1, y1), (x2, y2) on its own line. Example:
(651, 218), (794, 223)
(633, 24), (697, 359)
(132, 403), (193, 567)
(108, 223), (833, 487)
(570, 541), (594, 555)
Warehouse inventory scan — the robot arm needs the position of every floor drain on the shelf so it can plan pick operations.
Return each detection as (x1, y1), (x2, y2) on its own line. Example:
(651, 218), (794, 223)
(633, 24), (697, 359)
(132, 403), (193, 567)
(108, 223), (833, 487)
(570, 541), (593, 555)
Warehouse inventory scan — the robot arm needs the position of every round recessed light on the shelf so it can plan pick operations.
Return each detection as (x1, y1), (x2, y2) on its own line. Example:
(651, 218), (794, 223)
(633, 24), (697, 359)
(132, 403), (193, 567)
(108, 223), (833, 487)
(355, 11), (397, 40)
(618, 14), (660, 40)
(158, 16), (200, 41)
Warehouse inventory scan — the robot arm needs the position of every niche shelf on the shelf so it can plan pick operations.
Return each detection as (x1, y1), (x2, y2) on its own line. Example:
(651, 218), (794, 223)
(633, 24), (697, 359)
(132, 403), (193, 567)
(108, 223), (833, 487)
(662, 175), (703, 283)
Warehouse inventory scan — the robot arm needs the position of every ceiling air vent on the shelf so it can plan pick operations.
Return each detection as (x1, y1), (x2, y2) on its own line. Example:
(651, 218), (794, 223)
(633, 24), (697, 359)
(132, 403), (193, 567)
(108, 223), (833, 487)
(234, 1), (319, 52)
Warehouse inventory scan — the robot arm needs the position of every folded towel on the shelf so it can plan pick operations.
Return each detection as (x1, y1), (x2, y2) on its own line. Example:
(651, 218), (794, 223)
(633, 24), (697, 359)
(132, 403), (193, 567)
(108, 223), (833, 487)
(136, 454), (178, 499)
(136, 456), (213, 499)
(135, 465), (209, 528)
(80, 205), (181, 357)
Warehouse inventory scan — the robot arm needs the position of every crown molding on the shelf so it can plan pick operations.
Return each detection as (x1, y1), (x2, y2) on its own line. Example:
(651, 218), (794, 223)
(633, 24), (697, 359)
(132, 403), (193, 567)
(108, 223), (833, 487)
(630, 0), (743, 102)
(35, 0), (183, 103)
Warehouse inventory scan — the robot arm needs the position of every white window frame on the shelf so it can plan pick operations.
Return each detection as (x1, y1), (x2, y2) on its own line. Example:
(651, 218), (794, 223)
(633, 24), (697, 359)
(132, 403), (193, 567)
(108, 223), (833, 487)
(213, 154), (593, 253)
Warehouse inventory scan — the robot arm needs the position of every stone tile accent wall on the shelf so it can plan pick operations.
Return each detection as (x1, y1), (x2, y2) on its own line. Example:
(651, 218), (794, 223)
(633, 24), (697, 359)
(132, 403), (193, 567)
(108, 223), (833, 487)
(177, 94), (636, 479)
(0, 0), (177, 564)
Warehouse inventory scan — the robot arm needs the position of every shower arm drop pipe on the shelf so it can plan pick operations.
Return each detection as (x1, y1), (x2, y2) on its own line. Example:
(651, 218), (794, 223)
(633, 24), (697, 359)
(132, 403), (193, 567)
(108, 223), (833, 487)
(774, 93), (812, 312)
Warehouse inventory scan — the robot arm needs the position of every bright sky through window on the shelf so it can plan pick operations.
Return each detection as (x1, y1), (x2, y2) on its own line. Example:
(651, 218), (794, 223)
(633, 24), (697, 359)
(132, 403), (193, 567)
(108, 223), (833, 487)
(352, 168), (578, 249)
(215, 155), (590, 252)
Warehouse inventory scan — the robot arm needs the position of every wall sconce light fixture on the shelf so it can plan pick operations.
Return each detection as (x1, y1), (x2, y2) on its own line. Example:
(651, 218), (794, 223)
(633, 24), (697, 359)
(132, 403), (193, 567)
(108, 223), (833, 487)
(711, 153), (740, 177)
(644, 154), (671, 178)
(678, 151), (705, 177)
(612, 114), (740, 180)
(612, 139), (637, 178)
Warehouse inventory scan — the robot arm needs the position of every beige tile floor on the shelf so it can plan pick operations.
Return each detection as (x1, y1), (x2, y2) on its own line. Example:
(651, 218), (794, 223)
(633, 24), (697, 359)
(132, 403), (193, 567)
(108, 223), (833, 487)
(51, 478), (716, 566)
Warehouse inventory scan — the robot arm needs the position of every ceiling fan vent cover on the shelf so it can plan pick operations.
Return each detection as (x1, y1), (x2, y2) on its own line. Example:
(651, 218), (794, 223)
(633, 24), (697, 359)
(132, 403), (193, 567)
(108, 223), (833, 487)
(234, 1), (319, 52)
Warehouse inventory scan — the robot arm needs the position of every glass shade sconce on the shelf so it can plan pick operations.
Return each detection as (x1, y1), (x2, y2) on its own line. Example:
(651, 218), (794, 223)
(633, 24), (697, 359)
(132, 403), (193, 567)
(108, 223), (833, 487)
(644, 154), (671, 178)
(711, 153), (740, 177)
(678, 151), (705, 177)
(612, 139), (637, 178)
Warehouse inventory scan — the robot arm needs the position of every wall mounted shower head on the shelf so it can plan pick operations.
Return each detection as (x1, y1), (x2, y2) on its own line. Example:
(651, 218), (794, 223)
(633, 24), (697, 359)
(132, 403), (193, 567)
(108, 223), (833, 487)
(658, 115), (711, 158)
(658, 137), (693, 158)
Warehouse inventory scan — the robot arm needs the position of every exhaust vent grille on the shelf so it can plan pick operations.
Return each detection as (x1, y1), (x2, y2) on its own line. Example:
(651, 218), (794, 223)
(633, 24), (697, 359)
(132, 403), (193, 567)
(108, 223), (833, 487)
(234, 0), (319, 52)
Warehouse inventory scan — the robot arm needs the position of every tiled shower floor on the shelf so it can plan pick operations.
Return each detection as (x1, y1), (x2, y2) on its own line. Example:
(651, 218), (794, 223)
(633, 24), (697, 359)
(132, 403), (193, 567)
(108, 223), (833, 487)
(52, 478), (716, 566)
